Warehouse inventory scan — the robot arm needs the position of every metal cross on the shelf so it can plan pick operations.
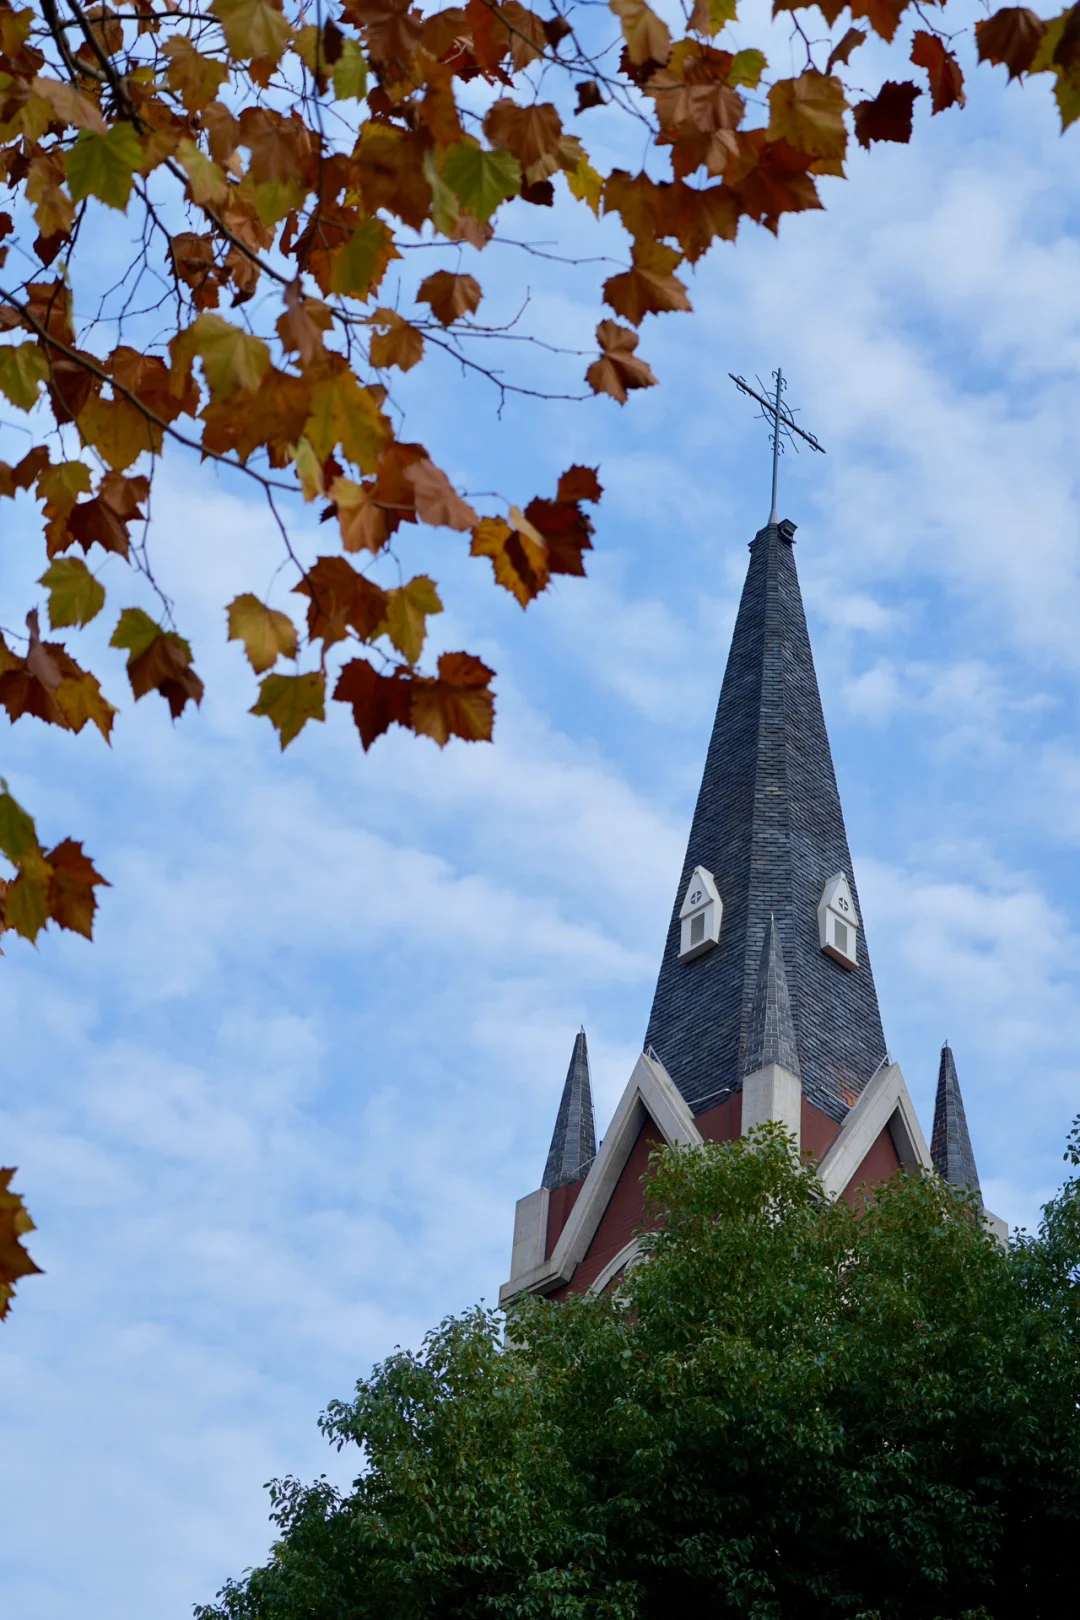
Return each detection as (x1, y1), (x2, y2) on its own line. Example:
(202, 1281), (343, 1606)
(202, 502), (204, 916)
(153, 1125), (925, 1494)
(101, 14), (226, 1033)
(729, 368), (825, 526)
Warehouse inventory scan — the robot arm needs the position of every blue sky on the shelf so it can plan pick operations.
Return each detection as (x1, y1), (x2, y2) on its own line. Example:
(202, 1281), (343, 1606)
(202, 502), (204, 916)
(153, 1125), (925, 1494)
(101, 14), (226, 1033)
(3, 13), (1080, 1618)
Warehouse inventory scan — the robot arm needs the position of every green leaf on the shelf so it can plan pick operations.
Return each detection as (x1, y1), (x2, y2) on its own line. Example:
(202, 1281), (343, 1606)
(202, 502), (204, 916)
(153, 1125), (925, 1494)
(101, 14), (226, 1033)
(706, 0), (738, 33)
(0, 781), (39, 863)
(442, 143), (521, 224)
(65, 123), (143, 210)
(728, 47), (766, 87)
(109, 606), (162, 662)
(1054, 71), (1080, 127)
(0, 343), (49, 411)
(38, 460), (93, 518)
(330, 218), (400, 301)
(333, 37), (368, 100)
(176, 139), (228, 207)
(250, 671), (326, 748)
(1035, 16), (1080, 128)
(7, 854), (51, 942)
(39, 558), (106, 629)
(386, 575), (443, 665)
(181, 313), (272, 400)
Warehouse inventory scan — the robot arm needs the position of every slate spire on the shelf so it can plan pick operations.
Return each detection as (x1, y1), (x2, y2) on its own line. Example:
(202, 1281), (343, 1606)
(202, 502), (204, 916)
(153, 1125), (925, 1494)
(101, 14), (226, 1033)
(742, 915), (800, 1078)
(931, 1042), (982, 1200)
(644, 520), (887, 1123)
(542, 1029), (596, 1190)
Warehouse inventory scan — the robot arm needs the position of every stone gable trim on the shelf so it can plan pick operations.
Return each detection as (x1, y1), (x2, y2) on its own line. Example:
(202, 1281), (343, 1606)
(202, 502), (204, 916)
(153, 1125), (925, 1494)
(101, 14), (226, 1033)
(816, 1061), (931, 1199)
(499, 1051), (700, 1307)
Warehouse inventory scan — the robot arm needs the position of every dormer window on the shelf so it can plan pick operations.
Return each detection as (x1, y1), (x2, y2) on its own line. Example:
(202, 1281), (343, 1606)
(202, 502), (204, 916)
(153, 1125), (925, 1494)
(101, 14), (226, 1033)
(818, 873), (858, 968)
(679, 866), (722, 961)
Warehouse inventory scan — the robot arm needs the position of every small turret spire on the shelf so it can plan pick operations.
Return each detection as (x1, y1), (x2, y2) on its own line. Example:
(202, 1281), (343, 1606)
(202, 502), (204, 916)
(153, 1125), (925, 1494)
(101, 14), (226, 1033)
(542, 1029), (596, 1190)
(742, 915), (800, 1078)
(931, 1042), (982, 1200)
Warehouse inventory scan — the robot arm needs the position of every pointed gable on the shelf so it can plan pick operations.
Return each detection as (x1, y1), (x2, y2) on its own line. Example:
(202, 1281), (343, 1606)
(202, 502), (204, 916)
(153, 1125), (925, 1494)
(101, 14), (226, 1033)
(542, 1029), (596, 1191)
(644, 520), (887, 1125)
(931, 1043), (982, 1200)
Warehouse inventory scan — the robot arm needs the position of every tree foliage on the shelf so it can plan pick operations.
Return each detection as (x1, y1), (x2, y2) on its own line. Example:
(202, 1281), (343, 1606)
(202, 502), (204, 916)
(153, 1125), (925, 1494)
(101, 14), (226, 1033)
(198, 1128), (1080, 1619)
(0, 0), (1071, 951)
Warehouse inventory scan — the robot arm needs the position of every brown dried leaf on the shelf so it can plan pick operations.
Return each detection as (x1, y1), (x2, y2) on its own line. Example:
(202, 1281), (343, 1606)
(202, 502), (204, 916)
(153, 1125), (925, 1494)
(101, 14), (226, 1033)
(911, 31), (966, 112)
(523, 494), (594, 577)
(853, 79), (922, 146)
(45, 837), (109, 938)
(975, 6), (1047, 77)
(417, 269), (482, 325)
(557, 466), (603, 503)
(405, 458), (479, 530)
(826, 26), (867, 74)
(610, 0), (671, 66)
(586, 318), (658, 404)
(603, 240), (692, 325)
(409, 650), (495, 745)
(368, 308), (425, 371)
(293, 555), (389, 644)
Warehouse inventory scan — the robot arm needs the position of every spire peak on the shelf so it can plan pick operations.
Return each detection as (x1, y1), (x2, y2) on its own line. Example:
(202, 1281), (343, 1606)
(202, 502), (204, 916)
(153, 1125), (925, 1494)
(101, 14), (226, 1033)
(542, 1030), (596, 1190)
(730, 369), (825, 525)
(931, 1042), (982, 1200)
(644, 517), (886, 1123)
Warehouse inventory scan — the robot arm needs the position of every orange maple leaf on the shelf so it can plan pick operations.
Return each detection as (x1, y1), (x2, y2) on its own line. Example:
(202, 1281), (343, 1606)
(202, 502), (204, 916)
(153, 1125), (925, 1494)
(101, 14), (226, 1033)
(586, 319), (658, 404)
(911, 32), (965, 113)
(0, 1168), (42, 1321)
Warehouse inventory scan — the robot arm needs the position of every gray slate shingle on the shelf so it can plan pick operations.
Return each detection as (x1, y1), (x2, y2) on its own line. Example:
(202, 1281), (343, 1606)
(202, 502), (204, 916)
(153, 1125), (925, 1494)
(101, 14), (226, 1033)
(743, 915), (801, 1078)
(930, 1043), (982, 1199)
(542, 1029), (596, 1190)
(644, 520), (888, 1124)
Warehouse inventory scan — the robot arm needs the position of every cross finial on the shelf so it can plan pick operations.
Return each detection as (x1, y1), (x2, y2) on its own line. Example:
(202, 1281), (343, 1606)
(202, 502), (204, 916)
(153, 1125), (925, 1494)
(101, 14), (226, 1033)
(729, 369), (826, 525)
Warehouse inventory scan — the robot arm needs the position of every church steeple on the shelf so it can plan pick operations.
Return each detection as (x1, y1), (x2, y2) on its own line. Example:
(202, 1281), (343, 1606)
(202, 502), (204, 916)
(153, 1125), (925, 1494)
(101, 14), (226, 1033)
(644, 519), (887, 1124)
(542, 1029), (596, 1190)
(502, 514), (1009, 1309)
(931, 1042), (982, 1199)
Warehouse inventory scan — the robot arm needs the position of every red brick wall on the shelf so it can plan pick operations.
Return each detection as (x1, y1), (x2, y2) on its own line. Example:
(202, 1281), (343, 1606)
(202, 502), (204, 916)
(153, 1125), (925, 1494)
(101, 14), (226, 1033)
(802, 1098), (840, 1164)
(550, 1099), (905, 1300)
(545, 1177), (585, 1258)
(696, 1092), (742, 1144)
(843, 1125), (901, 1207)
(558, 1118), (665, 1297)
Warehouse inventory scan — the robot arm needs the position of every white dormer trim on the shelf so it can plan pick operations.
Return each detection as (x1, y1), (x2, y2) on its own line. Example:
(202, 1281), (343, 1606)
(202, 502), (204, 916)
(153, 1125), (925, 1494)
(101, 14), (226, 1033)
(816, 1061), (931, 1200)
(499, 1050), (701, 1306)
(818, 871), (859, 968)
(679, 866), (722, 961)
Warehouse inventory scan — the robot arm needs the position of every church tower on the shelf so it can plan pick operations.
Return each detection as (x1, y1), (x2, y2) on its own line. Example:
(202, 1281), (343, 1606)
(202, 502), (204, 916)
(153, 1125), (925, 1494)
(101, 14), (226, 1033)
(501, 519), (1004, 1309)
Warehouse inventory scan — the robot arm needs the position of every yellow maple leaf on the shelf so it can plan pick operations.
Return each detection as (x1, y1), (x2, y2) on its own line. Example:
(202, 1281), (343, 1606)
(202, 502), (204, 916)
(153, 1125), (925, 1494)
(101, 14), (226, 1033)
(303, 366), (387, 472)
(227, 593), (299, 674)
(767, 71), (849, 162)
(385, 575), (443, 665)
(211, 0), (291, 62)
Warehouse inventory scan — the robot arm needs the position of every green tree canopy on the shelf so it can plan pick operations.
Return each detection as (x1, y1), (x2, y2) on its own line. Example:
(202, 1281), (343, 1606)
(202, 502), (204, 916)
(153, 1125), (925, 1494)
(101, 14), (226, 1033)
(197, 1128), (1080, 1619)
